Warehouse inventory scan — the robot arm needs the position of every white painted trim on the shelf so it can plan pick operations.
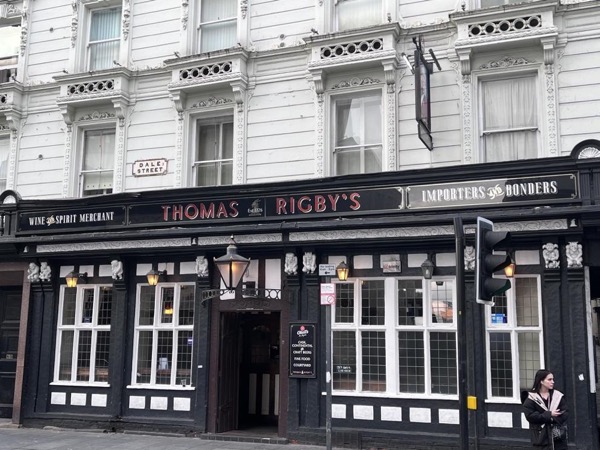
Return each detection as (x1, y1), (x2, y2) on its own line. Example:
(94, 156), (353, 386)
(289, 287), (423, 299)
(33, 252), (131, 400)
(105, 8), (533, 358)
(332, 403), (347, 418)
(353, 404), (374, 420)
(173, 397), (191, 411)
(91, 393), (107, 407)
(380, 406), (402, 421)
(150, 396), (168, 410)
(409, 407), (431, 423)
(50, 392), (66, 405)
(487, 411), (513, 428)
(70, 392), (87, 406)
(129, 395), (145, 409)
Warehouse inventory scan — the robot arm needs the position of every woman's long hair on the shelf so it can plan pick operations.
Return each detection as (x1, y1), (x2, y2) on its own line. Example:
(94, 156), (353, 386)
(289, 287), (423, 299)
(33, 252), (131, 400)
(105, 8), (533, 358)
(531, 369), (552, 393)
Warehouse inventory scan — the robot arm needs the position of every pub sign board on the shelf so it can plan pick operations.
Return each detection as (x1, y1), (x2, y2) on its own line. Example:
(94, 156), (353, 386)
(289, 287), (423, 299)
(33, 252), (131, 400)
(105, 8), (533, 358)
(13, 173), (579, 234)
(128, 186), (404, 225)
(18, 206), (126, 232)
(289, 323), (316, 378)
(406, 174), (578, 209)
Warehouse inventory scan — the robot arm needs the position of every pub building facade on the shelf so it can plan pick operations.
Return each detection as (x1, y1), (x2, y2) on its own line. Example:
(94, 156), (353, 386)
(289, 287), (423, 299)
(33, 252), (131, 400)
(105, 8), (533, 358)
(0, 150), (599, 450)
(2, 0), (600, 449)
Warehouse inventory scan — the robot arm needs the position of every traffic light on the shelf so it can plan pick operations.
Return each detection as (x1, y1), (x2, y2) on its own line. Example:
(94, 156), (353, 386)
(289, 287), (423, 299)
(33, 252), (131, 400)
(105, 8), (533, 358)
(476, 217), (511, 305)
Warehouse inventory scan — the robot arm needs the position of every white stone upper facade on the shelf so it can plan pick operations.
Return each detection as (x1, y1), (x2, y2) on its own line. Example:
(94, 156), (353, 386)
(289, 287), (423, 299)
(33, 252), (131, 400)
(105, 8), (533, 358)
(0, 0), (598, 199)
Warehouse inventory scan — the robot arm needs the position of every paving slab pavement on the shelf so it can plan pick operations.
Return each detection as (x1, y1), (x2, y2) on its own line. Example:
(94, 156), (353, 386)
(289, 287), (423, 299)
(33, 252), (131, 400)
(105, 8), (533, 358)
(0, 423), (336, 450)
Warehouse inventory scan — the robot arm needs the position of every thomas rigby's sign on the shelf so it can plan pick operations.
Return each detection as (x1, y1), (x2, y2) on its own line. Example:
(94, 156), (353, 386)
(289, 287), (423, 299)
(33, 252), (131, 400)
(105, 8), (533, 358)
(128, 187), (404, 225)
(13, 173), (579, 233)
(133, 158), (167, 177)
(289, 323), (316, 378)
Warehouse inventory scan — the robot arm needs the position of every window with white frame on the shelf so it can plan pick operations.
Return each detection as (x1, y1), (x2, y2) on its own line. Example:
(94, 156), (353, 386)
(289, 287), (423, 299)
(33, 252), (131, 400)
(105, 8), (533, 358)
(55, 285), (112, 384)
(0, 135), (9, 191)
(87, 6), (121, 71)
(0, 24), (20, 83)
(334, 0), (383, 32)
(132, 283), (195, 387)
(197, 0), (237, 53)
(486, 276), (543, 399)
(332, 278), (457, 396)
(333, 92), (382, 176)
(194, 117), (233, 186)
(480, 74), (538, 162)
(80, 128), (115, 197)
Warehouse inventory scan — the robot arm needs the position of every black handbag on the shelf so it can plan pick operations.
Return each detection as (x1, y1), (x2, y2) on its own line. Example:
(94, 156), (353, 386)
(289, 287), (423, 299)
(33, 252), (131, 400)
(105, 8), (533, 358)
(530, 423), (548, 445)
(552, 423), (568, 441)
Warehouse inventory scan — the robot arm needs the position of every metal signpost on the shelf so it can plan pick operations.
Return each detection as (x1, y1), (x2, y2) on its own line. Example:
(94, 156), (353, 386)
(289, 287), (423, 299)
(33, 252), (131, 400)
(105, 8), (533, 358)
(320, 279), (335, 450)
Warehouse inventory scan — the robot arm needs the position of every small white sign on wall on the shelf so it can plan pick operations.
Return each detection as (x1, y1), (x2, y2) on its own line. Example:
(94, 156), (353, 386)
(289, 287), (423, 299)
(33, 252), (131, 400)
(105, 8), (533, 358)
(319, 264), (336, 276)
(320, 283), (336, 305)
(133, 158), (168, 177)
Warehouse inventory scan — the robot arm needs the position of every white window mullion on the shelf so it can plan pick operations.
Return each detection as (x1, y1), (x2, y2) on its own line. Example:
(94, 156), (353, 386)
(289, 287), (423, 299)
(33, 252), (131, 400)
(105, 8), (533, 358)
(356, 325), (363, 393)
(353, 279), (361, 391)
(424, 332), (432, 395)
(131, 288), (142, 385)
(90, 328), (98, 383)
(385, 277), (397, 395)
(422, 280), (430, 394)
(72, 288), (83, 382)
(485, 323), (493, 399)
(171, 330), (178, 385)
(72, 329), (81, 382)
(54, 330), (64, 381)
(151, 328), (158, 385)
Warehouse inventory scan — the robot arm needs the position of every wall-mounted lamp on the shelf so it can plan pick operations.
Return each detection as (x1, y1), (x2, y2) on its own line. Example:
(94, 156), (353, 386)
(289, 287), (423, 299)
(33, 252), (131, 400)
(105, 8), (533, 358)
(146, 269), (167, 286)
(421, 256), (435, 280)
(163, 301), (174, 315)
(214, 236), (251, 291)
(65, 271), (87, 288)
(201, 236), (282, 305)
(336, 261), (349, 282)
(503, 257), (516, 278)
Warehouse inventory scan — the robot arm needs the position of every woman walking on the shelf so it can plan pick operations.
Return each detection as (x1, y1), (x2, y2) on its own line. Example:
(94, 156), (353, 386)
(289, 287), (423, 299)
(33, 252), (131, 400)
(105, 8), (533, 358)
(523, 369), (568, 449)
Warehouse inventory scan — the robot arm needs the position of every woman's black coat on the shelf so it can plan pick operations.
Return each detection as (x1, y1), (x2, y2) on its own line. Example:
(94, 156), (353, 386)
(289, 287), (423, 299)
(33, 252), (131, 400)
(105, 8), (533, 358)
(523, 389), (568, 449)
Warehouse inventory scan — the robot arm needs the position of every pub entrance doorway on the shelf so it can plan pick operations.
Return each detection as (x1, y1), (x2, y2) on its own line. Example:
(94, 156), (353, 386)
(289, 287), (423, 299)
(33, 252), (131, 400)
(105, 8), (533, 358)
(217, 311), (281, 435)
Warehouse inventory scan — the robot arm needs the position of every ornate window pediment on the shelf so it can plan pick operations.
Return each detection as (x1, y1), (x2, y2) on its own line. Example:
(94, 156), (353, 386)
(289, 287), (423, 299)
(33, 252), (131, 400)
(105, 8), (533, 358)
(165, 48), (248, 112)
(54, 68), (131, 125)
(452, 0), (558, 73)
(305, 23), (400, 93)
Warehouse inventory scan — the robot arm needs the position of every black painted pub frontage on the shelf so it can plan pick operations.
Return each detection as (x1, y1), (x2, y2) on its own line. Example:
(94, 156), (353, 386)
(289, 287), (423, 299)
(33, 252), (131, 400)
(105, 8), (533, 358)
(1, 152), (600, 450)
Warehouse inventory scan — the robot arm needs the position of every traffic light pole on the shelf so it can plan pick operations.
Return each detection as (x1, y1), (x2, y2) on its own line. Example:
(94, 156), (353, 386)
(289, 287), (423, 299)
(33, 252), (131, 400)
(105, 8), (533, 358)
(454, 216), (469, 450)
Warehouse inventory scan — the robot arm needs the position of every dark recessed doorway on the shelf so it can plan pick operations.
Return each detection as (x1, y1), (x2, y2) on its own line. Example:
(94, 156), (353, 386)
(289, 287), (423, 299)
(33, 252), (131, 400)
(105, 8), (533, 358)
(217, 311), (281, 435)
